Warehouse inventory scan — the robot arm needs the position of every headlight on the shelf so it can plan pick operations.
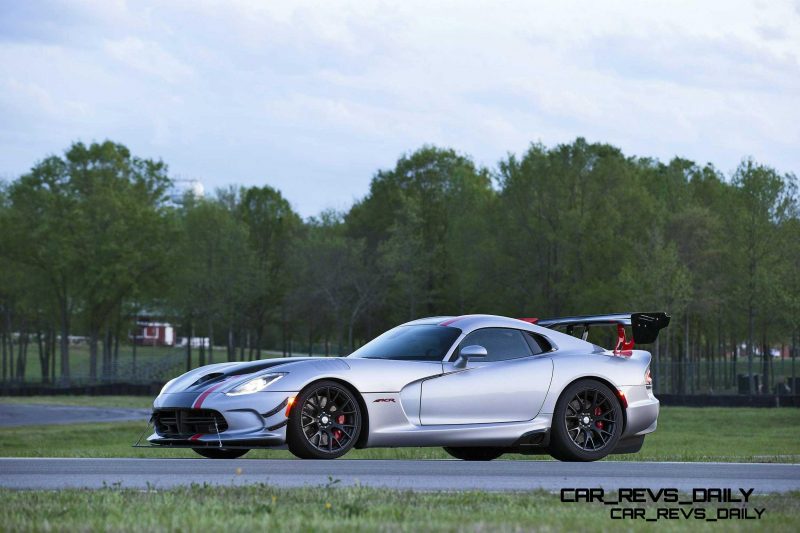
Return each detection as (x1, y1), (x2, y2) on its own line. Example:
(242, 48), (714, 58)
(159, 378), (177, 395)
(226, 373), (286, 396)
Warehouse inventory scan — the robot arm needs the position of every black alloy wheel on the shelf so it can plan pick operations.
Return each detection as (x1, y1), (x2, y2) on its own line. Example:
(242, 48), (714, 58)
(549, 379), (623, 462)
(192, 447), (249, 459)
(287, 380), (362, 459)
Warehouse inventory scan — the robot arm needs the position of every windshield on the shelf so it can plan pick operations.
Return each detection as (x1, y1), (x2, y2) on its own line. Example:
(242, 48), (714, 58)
(348, 325), (462, 361)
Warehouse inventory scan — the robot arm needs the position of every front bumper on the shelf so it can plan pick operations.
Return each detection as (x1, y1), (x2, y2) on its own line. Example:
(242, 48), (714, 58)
(146, 390), (298, 448)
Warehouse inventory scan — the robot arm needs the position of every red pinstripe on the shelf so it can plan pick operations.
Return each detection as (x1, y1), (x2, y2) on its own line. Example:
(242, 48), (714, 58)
(438, 316), (465, 327)
(192, 379), (230, 409)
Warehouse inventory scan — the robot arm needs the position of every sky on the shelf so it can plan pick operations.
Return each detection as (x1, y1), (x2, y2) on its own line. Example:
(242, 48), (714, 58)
(1, 0), (799, 217)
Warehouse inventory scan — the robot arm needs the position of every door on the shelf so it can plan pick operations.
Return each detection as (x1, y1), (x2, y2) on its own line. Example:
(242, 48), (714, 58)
(420, 328), (554, 424)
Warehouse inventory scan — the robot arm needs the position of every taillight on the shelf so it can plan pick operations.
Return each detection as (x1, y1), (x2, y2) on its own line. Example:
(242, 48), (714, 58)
(616, 389), (628, 408)
(645, 368), (652, 389)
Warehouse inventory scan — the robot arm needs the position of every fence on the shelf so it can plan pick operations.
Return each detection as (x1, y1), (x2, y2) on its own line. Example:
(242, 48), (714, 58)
(2, 342), (798, 400)
(651, 357), (799, 396)
(0, 344), (186, 387)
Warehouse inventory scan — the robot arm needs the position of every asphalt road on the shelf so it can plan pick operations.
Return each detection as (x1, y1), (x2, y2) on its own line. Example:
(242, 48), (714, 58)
(1, 458), (798, 492)
(0, 403), (150, 427)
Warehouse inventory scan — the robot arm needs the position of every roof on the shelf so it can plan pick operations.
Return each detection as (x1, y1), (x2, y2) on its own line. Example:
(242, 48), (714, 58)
(403, 314), (542, 330)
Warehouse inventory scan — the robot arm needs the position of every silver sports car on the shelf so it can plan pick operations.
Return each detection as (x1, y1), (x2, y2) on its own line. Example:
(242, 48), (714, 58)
(145, 312), (669, 461)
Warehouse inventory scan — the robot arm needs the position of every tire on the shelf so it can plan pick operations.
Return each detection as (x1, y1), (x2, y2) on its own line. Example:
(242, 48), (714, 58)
(287, 380), (362, 459)
(549, 379), (623, 462)
(443, 446), (505, 461)
(192, 447), (249, 459)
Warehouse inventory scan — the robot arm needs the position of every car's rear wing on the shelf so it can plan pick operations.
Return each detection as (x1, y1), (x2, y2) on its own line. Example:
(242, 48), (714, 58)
(518, 312), (670, 354)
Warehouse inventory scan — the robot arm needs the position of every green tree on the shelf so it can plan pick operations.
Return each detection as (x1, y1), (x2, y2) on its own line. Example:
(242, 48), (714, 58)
(66, 142), (172, 379)
(171, 195), (253, 366)
(348, 146), (492, 328)
(291, 212), (383, 355)
(237, 186), (302, 357)
(728, 159), (796, 394)
(495, 139), (655, 316)
(3, 141), (171, 383)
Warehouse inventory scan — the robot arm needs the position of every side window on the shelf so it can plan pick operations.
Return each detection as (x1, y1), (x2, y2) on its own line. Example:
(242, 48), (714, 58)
(459, 328), (533, 362)
(522, 331), (551, 354)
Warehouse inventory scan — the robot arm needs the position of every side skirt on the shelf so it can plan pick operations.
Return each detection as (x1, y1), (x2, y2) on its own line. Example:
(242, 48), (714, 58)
(508, 428), (551, 455)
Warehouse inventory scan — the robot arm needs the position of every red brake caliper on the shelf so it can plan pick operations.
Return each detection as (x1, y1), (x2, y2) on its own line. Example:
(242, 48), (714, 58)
(594, 407), (604, 430)
(333, 415), (345, 441)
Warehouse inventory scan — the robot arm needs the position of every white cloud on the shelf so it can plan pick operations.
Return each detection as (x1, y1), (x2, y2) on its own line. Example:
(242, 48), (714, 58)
(0, 0), (798, 215)
(104, 37), (194, 84)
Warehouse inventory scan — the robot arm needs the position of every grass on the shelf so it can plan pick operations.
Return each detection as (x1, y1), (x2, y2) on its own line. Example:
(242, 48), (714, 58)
(2, 400), (797, 531)
(633, 407), (800, 462)
(0, 395), (152, 409)
(0, 485), (797, 532)
(0, 401), (798, 462)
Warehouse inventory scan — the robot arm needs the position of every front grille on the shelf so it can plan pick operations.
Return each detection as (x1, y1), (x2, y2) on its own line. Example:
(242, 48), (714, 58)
(153, 409), (228, 437)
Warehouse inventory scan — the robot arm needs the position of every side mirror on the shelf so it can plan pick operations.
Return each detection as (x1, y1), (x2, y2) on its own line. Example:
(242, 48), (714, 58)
(454, 344), (488, 369)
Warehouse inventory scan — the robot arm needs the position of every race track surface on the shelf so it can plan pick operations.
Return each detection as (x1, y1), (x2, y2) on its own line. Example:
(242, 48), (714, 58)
(0, 403), (150, 427)
(1, 458), (798, 493)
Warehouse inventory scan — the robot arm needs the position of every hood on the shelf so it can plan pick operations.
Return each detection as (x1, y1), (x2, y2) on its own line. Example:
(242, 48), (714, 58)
(161, 357), (344, 394)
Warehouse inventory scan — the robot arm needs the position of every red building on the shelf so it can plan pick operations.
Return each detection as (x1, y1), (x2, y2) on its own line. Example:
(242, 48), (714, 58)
(132, 320), (175, 347)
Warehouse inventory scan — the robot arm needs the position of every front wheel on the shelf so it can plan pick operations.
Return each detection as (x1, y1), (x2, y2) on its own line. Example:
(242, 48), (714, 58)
(192, 448), (249, 459)
(287, 380), (362, 459)
(443, 447), (505, 461)
(549, 379), (623, 462)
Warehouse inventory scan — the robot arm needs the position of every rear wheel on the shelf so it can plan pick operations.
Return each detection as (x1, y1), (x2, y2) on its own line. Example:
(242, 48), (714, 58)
(192, 448), (249, 459)
(549, 379), (623, 462)
(443, 446), (505, 461)
(287, 380), (362, 459)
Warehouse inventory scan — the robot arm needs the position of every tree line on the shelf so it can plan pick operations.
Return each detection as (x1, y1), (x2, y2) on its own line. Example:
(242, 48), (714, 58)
(0, 139), (798, 393)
